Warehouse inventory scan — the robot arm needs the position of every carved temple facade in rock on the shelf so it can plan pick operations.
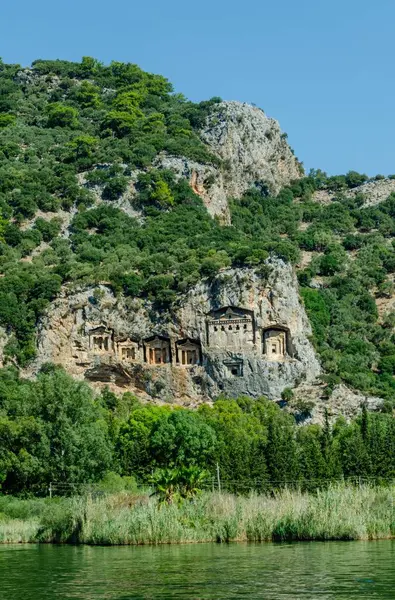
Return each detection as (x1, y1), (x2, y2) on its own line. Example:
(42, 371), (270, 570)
(33, 262), (321, 402)
(144, 336), (171, 365)
(85, 306), (293, 374)
(206, 306), (255, 348)
(89, 326), (114, 353)
(262, 327), (292, 361)
(116, 338), (141, 362)
(176, 339), (201, 366)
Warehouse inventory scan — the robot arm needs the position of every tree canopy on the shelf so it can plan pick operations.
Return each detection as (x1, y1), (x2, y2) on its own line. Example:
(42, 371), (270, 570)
(1, 368), (394, 495)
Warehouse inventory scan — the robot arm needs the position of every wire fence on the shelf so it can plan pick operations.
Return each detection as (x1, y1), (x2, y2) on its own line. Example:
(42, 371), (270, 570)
(200, 475), (395, 493)
(46, 474), (395, 498)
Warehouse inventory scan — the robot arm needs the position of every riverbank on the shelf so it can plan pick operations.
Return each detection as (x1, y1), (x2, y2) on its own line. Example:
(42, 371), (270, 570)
(1, 484), (395, 545)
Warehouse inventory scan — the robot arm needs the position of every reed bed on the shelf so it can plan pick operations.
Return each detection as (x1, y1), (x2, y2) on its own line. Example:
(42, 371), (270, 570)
(1, 484), (395, 545)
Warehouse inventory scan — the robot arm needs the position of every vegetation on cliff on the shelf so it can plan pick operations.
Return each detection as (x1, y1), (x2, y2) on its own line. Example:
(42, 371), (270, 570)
(0, 57), (395, 401)
(0, 57), (225, 364)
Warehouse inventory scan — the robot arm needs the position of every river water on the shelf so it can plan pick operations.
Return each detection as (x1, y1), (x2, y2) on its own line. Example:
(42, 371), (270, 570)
(1, 541), (395, 599)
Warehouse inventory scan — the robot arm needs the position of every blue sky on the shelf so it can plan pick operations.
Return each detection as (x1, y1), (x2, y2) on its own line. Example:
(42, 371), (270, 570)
(2, 0), (395, 176)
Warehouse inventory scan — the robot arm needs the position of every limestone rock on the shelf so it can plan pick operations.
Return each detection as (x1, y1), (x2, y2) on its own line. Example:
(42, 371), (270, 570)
(14, 68), (61, 90)
(69, 102), (301, 225)
(327, 384), (384, 420)
(155, 101), (302, 223)
(313, 178), (395, 208)
(290, 382), (384, 425)
(77, 169), (143, 221)
(348, 179), (395, 207)
(153, 155), (230, 223)
(29, 259), (320, 403)
(201, 101), (301, 196)
(20, 208), (77, 239)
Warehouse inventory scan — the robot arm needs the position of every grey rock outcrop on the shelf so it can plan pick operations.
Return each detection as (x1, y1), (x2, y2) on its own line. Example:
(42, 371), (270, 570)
(347, 179), (395, 207)
(77, 169), (144, 221)
(153, 155), (230, 222)
(64, 102), (302, 225)
(201, 102), (301, 196)
(327, 384), (384, 420)
(30, 260), (320, 403)
(155, 102), (302, 223)
(14, 68), (61, 90)
(290, 382), (384, 425)
(313, 178), (395, 208)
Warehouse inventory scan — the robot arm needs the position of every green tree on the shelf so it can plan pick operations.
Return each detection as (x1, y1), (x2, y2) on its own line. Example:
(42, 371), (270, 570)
(67, 135), (98, 159)
(0, 368), (113, 493)
(199, 398), (268, 491)
(103, 109), (142, 136)
(150, 465), (208, 505)
(151, 410), (217, 468)
(102, 176), (129, 200)
(136, 171), (174, 209)
(0, 114), (16, 128)
(47, 103), (79, 128)
(334, 420), (370, 479)
(265, 412), (299, 487)
(296, 425), (327, 490)
(345, 170), (368, 188)
(71, 81), (101, 108)
(116, 405), (169, 478)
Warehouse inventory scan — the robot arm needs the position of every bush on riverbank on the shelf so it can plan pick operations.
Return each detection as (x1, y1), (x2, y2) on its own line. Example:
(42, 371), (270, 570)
(1, 484), (395, 545)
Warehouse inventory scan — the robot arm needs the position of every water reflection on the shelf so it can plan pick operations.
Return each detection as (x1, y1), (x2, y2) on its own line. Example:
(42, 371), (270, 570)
(0, 541), (394, 599)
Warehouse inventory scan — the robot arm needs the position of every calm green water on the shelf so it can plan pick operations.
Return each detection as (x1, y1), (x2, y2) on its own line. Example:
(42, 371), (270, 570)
(1, 541), (395, 599)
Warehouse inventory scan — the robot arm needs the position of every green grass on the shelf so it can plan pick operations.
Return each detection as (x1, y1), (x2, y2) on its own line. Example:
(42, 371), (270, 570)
(1, 484), (395, 545)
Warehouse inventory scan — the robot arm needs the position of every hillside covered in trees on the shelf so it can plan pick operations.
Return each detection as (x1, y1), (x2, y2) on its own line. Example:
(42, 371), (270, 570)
(1, 57), (395, 496)
(1, 58), (395, 401)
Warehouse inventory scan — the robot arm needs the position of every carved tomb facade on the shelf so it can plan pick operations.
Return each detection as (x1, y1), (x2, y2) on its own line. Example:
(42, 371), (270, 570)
(176, 338), (201, 366)
(89, 326), (114, 354)
(207, 306), (254, 349)
(144, 336), (171, 365)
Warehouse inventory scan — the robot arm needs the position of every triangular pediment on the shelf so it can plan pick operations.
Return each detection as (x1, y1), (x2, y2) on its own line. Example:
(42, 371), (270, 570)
(176, 338), (200, 349)
(209, 306), (252, 321)
(220, 308), (240, 319)
(116, 337), (138, 346)
(144, 335), (170, 345)
(89, 325), (111, 335)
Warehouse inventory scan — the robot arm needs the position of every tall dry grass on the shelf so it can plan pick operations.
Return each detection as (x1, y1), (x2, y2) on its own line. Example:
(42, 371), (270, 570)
(1, 484), (395, 545)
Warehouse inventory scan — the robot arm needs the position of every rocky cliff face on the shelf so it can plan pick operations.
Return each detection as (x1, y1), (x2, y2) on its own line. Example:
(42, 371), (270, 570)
(30, 259), (320, 403)
(201, 102), (301, 196)
(289, 381), (384, 425)
(313, 178), (395, 208)
(49, 101), (301, 227)
(156, 101), (302, 223)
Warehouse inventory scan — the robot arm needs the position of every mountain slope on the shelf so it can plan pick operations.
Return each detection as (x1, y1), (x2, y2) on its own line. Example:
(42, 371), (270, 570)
(1, 58), (395, 412)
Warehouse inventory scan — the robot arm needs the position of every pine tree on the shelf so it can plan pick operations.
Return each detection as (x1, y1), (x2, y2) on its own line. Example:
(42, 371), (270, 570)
(265, 414), (299, 489)
(296, 425), (327, 491)
(320, 409), (342, 480)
